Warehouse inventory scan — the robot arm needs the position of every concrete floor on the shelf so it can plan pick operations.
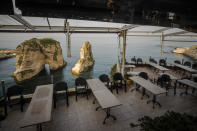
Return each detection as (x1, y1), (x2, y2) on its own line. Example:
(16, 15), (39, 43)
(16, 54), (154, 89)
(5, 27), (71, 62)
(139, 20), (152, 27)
(1, 67), (197, 131)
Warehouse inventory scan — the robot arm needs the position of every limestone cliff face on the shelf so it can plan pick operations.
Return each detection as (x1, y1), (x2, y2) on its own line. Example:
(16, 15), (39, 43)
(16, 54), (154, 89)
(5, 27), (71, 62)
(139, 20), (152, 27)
(13, 38), (66, 82)
(72, 41), (94, 75)
(173, 45), (197, 60)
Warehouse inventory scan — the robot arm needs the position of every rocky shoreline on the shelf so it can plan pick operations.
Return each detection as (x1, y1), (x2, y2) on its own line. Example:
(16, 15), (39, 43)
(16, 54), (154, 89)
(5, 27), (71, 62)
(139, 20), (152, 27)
(172, 45), (197, 60)
(0, 49), (16, 60)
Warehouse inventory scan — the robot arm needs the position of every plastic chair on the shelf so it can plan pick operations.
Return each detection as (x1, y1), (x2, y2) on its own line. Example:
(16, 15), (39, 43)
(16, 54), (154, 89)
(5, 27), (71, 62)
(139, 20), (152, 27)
(99, 74), (113, 92)
(192, 63), (197, 70)
(174, 60), (181, 64)
(157, 74), (172, 95)
(159, 59), (166, 66)
(53, 81), (69, 108)
(7, 85), (24, 112)
(184, 61), (191, 67)
(75, 77), (88, 101)
(131, 56), (136, 63)
(137, 58), (143, 65)
(113, 73), (126, 94)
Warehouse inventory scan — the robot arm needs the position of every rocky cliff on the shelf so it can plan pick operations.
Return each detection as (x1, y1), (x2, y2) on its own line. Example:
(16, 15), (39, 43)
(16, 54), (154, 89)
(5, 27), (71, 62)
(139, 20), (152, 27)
(0, 49), (16, 60)
(172, 45), (197, 60)
(72, 41), (94, 75)
(12, 38), (66, 82)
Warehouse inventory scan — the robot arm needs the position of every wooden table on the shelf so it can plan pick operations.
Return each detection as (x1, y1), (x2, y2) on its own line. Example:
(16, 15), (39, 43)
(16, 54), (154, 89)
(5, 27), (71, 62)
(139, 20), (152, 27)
(20, 84), (53, 131)
(177, 79), (197, 96)
(146, 61), (169, 73)
(173, 63), (197, 74)
(130, 76), (167, 109)
(87, 79), (121, 124)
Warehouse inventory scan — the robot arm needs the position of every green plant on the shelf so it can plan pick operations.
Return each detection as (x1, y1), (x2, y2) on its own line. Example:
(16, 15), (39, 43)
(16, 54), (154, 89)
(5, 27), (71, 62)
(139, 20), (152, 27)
(110, 64), (117, 81)
(40, 38), (57, 48)
(131, 111), (197, 131)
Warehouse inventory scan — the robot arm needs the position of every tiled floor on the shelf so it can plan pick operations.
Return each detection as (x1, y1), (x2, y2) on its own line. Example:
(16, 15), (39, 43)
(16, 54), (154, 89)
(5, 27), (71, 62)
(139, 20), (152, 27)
(1, 67), (197, 131)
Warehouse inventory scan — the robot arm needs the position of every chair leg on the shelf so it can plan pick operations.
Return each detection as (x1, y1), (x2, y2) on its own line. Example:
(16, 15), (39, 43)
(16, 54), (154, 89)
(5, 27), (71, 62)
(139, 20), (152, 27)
(66, 94), (69, 106)
(76, 93), (78, 102)
(86, 91), (89, 100)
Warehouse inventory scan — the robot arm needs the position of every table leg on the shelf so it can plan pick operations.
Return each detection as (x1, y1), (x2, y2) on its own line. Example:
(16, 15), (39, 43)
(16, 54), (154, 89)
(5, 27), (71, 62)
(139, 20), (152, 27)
(141, 88), (149, 100)
(103, 108), (116, 124)
(147, 95), (161, 109)
(36, 124), (42, 131)
(174, 80), (177, 96)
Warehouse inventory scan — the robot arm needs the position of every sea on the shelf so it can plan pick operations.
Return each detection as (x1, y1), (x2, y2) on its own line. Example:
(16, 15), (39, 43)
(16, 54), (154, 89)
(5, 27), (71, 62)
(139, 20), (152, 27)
(0, 33), (196, 96)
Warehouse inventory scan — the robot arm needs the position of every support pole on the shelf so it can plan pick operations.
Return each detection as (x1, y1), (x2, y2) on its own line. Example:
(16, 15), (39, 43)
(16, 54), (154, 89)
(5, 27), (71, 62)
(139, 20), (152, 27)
(121, 30), (127, 77)
(160, 33), (164, 58)
(1, 80), (6, 97)
(66, 22), (71, 58)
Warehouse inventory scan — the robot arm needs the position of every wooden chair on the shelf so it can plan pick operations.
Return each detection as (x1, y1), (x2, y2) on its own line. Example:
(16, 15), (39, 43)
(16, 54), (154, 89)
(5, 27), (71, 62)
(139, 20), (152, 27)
(53, 81), (69, 108)
(75, 77), (88, 101)
(7, 85), (24, 112)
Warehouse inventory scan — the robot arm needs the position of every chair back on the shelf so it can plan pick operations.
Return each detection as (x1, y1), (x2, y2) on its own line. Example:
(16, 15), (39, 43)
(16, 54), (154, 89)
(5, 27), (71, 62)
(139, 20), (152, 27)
(174, 60), (181, 64)
(137, 58), (143, 64)
(159, 59), (166, 66)
(7, 85), (23, 98)
(113, 72), (123, 81)
(160, 74), (171, 83)
(54, 81), (68, 92)
(149, 58), (157, 64)
(75, 77), (87, 87)
(99, 74), (110, 83)
(131, 57), (136, 62)
(139, 72), (148, 80)
(192, 63), (197, 69)
(184, 61), (191, 67)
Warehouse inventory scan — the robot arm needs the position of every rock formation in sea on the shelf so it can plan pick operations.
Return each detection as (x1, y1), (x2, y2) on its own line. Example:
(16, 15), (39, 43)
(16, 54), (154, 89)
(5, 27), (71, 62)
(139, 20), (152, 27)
(0, 49), (16, 60)
(172, 45), (197, 60)
(12, 38), (66, 82)
(72, 41), (94, 75)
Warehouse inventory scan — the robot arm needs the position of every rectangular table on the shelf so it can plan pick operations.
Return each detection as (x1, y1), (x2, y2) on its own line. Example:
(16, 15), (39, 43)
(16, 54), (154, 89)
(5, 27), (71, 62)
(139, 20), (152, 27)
(146, 61), (169, 73)
(177, 79), (197, 96)
(130, 76), (167, 109)
(127, 71), (140, 76)
(125, 65), (136, 71)
(20, 84), (53, 131)
(87, 78), (121, 124)
(173, 63), (197, 74)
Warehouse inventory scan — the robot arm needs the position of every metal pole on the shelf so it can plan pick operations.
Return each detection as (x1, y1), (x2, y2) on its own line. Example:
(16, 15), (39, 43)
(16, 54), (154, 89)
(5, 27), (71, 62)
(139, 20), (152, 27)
(121, 30), (127, 77)
(1, 80), (6, 97)
(160, 33), (164, 58)
(51, 75), (54, 84)
(66, 22), (71, 58)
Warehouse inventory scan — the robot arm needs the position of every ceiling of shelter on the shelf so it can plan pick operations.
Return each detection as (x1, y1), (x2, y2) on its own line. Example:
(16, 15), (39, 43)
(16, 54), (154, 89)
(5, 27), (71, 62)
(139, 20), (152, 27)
(0, 0), (197, 32)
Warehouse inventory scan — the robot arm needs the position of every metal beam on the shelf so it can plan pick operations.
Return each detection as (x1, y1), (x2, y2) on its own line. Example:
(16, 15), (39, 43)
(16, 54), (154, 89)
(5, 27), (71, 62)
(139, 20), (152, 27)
(164, 30), (188, 36)
(9, 14), (35, 30)
(0, 30), (118, 33)
(46, 17), (51, 30)
(163, 40), (197, 42)
(152, 27), (170, 33)
(120, 25), (139, 31)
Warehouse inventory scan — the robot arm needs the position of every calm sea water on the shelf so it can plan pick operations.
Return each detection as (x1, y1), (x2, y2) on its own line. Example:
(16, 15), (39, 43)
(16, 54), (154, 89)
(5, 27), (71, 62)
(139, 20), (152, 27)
(0, 33), (195, 96)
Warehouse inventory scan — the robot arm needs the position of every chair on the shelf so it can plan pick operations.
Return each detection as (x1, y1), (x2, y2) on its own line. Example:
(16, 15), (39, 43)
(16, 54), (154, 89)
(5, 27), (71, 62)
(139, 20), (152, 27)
(113, 73), (126, 94)
(159, 59), (166, 66)
(53, 81), (69, 108)
(75, 77), (88, 101)
(157, 74), (173, 95)
(149, 57), (157, 64)
(174, 60), (181, 64)
(99, 74), (113, 92)
(137, 58), (143, 65)
(7, 85), (24, 112)
(184, 61), (191, 67)
(131, 56), (136, 63)
(192, 63), (197, 70)
(139, 72), (148, 80)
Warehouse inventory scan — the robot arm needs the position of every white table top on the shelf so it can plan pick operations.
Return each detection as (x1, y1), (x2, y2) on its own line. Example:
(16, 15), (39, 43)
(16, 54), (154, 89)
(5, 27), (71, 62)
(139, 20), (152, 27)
(87, 78), (121, 109)
(178, 79), (197, 89)
(129, 76), (167, 95)
(93, 89), (121, 109)
(192, 74), (197, 77)
(146, 61), (169, 71)
(173, 63), (197, 73)
(20, 84), (53, 128)
(158, 73), (178, 80)
(125, 65), (136, 68)
(127, 71), (140, 76)
(87, 78), (107, 92)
